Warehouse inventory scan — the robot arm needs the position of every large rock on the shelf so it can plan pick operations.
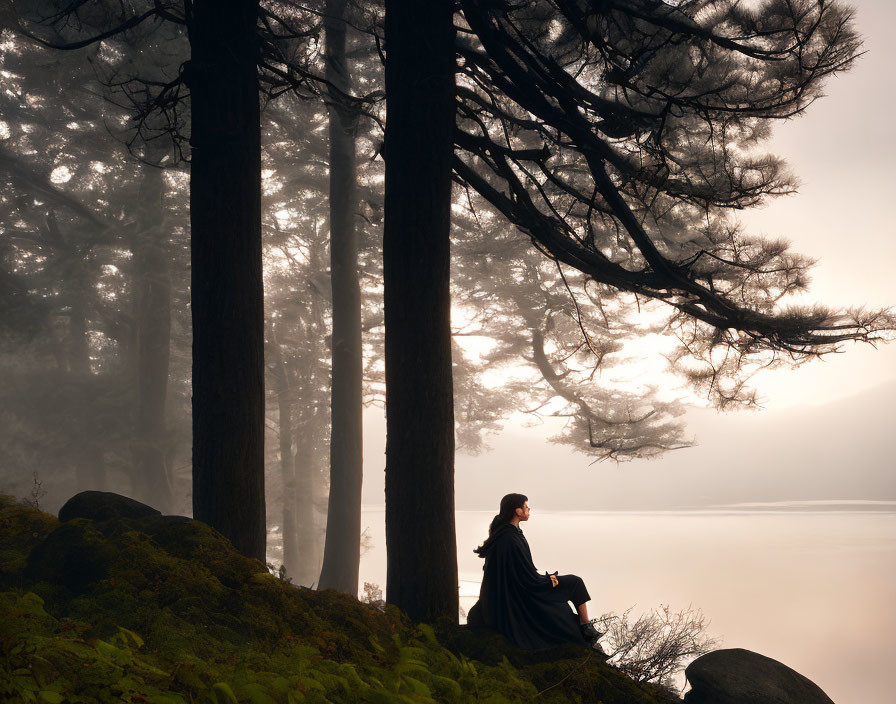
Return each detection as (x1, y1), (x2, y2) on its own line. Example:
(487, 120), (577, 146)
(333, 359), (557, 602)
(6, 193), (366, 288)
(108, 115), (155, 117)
(684, 648), (835, 704)
(26, 519), (117, 592)
(58, 491), (161, 523)
(466, 599), (484, 627)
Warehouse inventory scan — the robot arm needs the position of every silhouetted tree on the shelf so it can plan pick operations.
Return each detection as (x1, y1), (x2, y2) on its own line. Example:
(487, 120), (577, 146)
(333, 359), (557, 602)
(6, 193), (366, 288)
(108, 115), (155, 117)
(318, 0), (364, 595)
(382, 0), (458, 622)
(185, 0), (267, 562)
(378, 0), (892, 620)
(454, 0), (890, 393)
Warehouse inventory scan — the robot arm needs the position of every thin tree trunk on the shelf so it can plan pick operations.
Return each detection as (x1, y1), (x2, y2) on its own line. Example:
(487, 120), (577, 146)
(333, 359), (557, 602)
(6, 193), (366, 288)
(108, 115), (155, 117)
(68, 255), (106, 492)
(187, 0), (266, 561)
(270, 321), (299, 576)
(296, 231), (329, 587)
(383, 0), (458, 621)
(293, 431), (318, 586)
(281, 422), (299, 579)
(318, 0), (363, 595)
(132, 161), (173, 512)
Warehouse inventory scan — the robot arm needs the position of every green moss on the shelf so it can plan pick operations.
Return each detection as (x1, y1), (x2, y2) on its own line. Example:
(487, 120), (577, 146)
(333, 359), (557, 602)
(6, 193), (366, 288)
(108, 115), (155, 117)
(0, 500), (677, 704)
(0, 497), (60, 584)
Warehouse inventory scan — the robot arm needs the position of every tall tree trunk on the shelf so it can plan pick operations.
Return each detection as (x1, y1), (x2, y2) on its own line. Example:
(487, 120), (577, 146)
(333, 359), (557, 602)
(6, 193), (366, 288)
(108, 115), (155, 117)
(132, 161), (173, 512)
(280, 411), (299, 578)
(68, 254), (106, 491)
(293, 431), (318, 586)
(270, 321), (299, 577)
(187, 0), (266, 561)
(318, 0), (363, 595)
(383, 0), (458, 621)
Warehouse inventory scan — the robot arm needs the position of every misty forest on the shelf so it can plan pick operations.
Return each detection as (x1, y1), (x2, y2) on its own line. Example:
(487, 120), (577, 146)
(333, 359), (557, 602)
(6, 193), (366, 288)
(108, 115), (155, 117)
(1, 1), (892, 703)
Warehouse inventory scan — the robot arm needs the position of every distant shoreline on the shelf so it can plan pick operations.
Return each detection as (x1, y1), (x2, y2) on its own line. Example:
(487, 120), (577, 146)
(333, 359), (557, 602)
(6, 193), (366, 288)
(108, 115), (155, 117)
(360, 500), (896, 515)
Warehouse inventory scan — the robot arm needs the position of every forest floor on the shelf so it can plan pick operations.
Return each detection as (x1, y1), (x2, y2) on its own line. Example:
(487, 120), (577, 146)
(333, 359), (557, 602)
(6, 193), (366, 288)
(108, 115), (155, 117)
(0, 495), (678, 704)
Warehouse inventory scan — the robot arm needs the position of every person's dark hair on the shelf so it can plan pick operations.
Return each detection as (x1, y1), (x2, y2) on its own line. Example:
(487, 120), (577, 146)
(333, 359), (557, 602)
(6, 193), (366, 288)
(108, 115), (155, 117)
(489, 493), (527, 535)
(474, 493), (527, 556)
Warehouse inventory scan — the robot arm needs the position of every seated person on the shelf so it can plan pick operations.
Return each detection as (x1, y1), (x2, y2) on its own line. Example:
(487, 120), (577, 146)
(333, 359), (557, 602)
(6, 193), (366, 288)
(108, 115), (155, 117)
(468, 493), (603, 651)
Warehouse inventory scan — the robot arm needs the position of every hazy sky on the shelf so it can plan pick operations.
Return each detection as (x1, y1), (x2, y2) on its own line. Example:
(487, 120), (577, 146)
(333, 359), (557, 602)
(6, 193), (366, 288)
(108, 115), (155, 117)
(736, 0), (896, 405)
(362, 0), (896, 512)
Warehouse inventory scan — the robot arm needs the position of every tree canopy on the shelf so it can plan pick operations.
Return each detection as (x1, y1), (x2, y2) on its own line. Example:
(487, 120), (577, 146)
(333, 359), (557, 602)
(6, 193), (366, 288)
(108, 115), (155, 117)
(453, 0), (892, 406)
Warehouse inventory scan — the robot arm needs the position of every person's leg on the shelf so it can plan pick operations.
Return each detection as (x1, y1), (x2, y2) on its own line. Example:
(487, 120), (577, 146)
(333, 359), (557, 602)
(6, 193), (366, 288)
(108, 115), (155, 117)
(555, 575), (603, 649)
(554, 575), (592, 624)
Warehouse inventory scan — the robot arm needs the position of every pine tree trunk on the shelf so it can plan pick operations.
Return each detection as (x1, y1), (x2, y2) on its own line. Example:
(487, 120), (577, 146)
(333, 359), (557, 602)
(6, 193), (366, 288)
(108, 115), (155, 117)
(294, 432), (318, 586)
(270, 322), (300, 577)
(68, 258), (106, 492)
(278, 386), (299, 577)
(318, 0), (363, 595)
(132, 162), (173, 512)
(383, 0), (458, 621)
(187, 0), (266, 561)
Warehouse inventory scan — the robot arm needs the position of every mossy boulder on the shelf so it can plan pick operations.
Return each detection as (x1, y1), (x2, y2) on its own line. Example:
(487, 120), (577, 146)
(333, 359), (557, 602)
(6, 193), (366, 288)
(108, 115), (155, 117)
(26, 518), (119, 592)
(0, 494), (678, 704)
(58, 490), (162, 523)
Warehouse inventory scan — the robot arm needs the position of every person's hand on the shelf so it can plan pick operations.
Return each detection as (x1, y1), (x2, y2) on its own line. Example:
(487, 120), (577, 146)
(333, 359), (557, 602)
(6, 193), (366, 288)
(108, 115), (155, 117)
(550, 574), (558, 588)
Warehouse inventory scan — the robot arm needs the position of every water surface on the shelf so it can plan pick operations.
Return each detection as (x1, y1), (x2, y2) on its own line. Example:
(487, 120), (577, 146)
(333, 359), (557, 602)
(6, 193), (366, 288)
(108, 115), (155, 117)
(359, 506), (896, 703)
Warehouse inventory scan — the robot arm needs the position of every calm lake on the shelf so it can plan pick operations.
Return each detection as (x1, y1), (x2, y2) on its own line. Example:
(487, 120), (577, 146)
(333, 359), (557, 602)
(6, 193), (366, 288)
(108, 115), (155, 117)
(357, 504), (896, 704)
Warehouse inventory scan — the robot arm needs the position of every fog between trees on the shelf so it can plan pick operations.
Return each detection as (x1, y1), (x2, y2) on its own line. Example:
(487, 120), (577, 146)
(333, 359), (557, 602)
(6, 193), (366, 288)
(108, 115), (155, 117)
(1, 0), (892, 621)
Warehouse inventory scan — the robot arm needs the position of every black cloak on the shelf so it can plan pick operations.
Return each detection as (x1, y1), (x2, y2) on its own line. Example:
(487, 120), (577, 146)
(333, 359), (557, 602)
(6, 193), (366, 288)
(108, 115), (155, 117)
(472, 523), (588, 650)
